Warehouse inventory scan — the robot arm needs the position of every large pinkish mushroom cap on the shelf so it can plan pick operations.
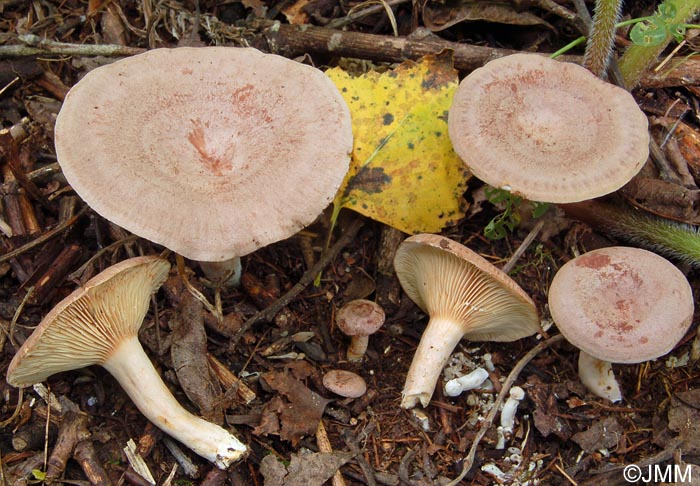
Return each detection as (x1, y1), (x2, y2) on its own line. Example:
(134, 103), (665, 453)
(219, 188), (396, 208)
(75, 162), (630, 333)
(448, 53), (649, 203)
(549, 246), (694, 364)
(55, 47), (352, 262)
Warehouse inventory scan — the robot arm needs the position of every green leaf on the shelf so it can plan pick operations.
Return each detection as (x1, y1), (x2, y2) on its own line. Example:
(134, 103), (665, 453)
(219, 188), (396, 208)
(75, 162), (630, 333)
(31, 469), (47, 481)
(630, 17), (669, 46)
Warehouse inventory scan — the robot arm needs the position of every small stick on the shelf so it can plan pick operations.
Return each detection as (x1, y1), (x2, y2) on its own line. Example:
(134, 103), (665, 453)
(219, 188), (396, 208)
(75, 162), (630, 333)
(0, 206), (89, 265)
(254, 22), (580, 73)
(444, 334), (565, 486)
(0, 34), (145, 57)
(207, 354), (257, 405)
(27, 243), (83, 305)
(502, 214), (548, 274)
(45, 410), (91, 482)
(316, 420), (347, 486)
(229, 218), (364, 351)
(74, 439), (114, 486)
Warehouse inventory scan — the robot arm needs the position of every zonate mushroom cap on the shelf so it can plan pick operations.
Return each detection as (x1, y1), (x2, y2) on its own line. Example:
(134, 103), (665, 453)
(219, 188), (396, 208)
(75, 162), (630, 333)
(55, 47), (353, 262)
(448, 53), (649, 203)
(322, 370), (367, 398)
(394, 234), (540, 341)
(548, 246), (694, 364)
(7, 256), (170, 387)
(336, 299), (386, 337)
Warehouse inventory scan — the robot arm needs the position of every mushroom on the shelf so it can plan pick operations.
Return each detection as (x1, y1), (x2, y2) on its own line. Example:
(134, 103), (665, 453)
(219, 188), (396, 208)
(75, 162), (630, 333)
(548, 246), (694, 402)
(322, 370), (367, 398)
(393, 234), (541, 409)
(54, 47), (352, 284)
(6, 256), (247, 468)
(448, 53), (649, 203)
(335, 299), (386, 362)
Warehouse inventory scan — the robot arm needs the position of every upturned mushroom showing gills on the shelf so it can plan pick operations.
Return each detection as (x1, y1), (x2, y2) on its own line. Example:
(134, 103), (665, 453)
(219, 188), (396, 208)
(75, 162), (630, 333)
(6, 256), (247, 468)
(448, 53), (649, 203)
(394, 234), (540, 409)
(548, 246), (694, 402)
(54, 47), (352, 285)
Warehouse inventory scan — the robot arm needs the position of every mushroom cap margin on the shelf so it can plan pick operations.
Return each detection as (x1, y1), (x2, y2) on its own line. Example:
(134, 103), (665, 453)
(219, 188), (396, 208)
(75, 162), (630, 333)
(7, 256), (171, 387)
(548, 246), (694, 364)
(393, 233), (540, 342)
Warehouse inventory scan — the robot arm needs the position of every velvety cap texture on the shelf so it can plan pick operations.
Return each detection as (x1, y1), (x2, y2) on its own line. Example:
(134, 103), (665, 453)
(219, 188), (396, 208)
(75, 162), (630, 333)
(549, 247), (694, 363)
(55, 47), (352, 261)
(448, 53), (649, 203)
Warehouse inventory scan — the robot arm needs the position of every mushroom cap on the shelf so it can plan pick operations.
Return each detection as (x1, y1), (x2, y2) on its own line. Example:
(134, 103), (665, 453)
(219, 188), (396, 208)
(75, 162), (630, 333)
(448, 53), (649, 203)
(548, 246), (694, 364)
(7, 256), (171, 387)
(393, 234), (540, 341)
(322, 370), (367, 398)
(336, 299), (386, 337)
(55, 47), (352, 262)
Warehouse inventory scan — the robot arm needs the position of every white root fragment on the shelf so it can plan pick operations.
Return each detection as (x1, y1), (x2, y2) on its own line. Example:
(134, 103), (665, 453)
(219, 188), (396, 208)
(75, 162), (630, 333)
(444, 367), (490, 397)
(499, 386), (525, 432)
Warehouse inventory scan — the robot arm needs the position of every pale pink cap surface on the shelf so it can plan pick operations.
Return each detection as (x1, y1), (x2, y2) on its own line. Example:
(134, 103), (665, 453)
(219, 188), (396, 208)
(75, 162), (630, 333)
(549, 247), (694, 364)
(336, 299), (386, 337)
(55, 47), (352, 262)
(322, 370), (367, 398)
(448, 53), (649, 203)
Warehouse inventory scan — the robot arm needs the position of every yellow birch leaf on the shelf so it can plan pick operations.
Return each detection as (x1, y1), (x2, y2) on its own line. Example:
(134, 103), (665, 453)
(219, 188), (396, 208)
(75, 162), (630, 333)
(326, 51), (471, 234)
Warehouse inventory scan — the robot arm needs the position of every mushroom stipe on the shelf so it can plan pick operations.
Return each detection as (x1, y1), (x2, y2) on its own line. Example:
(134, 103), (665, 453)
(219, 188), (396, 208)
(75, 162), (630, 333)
(394, 234), (541, 409)
(6, 256), (248, 468)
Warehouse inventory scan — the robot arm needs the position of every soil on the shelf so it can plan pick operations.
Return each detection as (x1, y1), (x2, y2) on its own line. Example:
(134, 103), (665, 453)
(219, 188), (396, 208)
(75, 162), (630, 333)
(1, 1), (699, 485)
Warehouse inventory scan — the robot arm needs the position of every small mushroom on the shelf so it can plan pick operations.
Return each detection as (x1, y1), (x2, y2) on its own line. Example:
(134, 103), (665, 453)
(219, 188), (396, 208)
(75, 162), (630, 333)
(6, 256), (247, 468)
(448, 53), (649, 203)
(336, 299), (386, 362)
(54, 47), (352, 285)
(394, 234), (541, 409)
(322, 370), (367, 398)
(548, 246), (694, 402)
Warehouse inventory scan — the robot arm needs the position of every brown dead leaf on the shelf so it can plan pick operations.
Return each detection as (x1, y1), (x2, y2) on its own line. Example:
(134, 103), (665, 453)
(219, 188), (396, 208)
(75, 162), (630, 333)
(241, 0), (267, 17)
(254, 396), (284, 437)
(571, 416), (623, 454)
(423, 0), (552, 31)
(527, 375), (572, 440)
(621, 175), (700, 224)
(257, 371), (331, 445)
(260, 451), (354, 486)
(282, 0), (311, 24)
(170, 291), (223, 423)
(668, 388), (700, 454)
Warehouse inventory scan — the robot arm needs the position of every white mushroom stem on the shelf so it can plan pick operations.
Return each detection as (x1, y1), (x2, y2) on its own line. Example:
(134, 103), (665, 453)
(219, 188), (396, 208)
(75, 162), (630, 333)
(444, 367), (489, 397)
(402, 316), (466, 408)
(199, 257), (242, 287)
(500, 386), (525, 432)
(103, 338), (247, 468)
(347, 336), (369, 362)
(578, 351), (622, 403)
